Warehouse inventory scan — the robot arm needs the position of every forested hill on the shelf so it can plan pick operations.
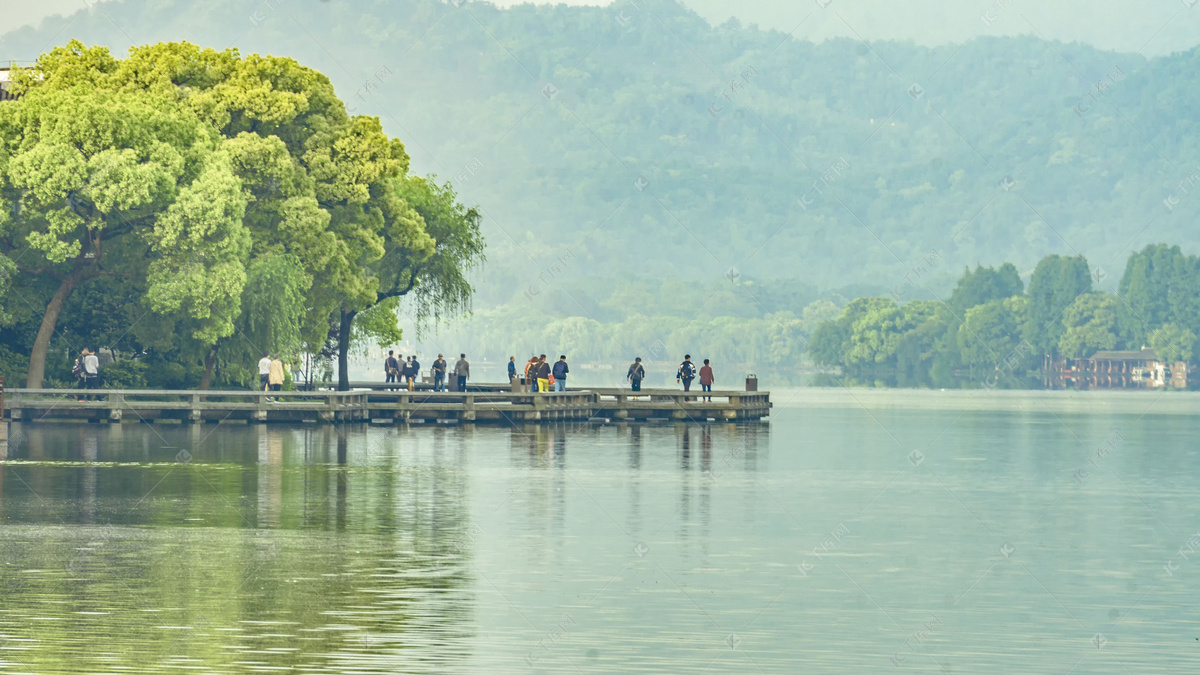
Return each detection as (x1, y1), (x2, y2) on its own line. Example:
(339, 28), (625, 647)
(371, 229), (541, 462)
(3, 0), (1198, 312)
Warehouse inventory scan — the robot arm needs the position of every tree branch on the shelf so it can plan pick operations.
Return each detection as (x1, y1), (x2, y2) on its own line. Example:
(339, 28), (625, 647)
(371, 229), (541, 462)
(377, 268), (419, 302)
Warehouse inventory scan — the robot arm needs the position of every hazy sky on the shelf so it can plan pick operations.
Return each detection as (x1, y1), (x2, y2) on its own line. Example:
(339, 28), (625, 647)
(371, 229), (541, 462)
(4, 0), (1198, 56)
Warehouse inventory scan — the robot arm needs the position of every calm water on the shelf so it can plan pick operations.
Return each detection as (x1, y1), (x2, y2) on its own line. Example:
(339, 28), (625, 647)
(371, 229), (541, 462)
(1, 389), (1199, 673)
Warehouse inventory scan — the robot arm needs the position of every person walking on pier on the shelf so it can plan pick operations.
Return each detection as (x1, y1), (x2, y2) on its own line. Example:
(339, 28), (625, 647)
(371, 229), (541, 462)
(627, 357), (645, 392)
(258, 352), (272, 392)
(432, 354), (447, 391)
(385, 350), (400, 388)
(82, 348), (100, 400)
(677, 354), (697, 401)
(454, 354), (470, 392)
(508, 357), (517, 382)
(535, 354), (551, 393)
(699, 358), (714, 402)
(552, 355), (569, 392)
(407, 355), (420, 391)
(268, 354), (284, 397)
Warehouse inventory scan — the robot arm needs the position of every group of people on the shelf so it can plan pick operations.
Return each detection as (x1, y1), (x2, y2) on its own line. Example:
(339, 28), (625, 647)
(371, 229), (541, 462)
(384, 351), (422, 390)
(511, 355), (569, 392)
(625, 354), (715, 400)
(72, 348), (100, 401)
(384, 352), (471, 391)
(671, 355), (716, 401)
(380, 351), (716, 400)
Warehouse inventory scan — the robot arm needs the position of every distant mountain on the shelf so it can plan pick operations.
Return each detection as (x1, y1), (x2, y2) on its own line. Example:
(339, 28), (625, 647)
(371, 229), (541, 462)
(3, 0), (1198, 313)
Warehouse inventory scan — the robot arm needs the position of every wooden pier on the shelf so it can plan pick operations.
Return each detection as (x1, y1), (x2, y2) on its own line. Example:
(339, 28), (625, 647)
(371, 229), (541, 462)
(0, 386), (771, 425)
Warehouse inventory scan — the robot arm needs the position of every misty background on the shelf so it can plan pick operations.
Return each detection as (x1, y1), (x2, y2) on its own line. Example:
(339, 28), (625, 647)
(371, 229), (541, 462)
(3, 0), (1198, 383)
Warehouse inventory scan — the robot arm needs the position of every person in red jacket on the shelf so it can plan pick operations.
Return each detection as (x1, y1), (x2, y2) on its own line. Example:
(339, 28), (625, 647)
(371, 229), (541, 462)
(699, 358), (715, 402)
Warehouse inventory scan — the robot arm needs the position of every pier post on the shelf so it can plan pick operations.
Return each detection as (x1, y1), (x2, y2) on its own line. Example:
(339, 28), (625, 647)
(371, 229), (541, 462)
(462, 394), (476, 422)
(107, 392), (123, 422)
(188, 393), (202, 424)
(253, 391), (268, 422)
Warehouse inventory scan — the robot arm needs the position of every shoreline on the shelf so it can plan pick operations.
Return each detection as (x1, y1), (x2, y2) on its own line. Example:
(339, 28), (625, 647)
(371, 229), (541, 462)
(772, 387), (1198, 416)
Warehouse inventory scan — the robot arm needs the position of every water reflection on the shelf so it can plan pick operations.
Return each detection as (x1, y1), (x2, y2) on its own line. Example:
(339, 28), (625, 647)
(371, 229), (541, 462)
(0, 422), (477, 673)
(14, 402), (1198, 672)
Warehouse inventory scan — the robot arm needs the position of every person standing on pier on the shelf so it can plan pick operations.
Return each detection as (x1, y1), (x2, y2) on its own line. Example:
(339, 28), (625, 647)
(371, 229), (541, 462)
(454, 354), (470, 392)
(83, 348), (100, 400)
(699, 358), (714, 402)
(385, 350), (400, 388)
(408, 355), (420, 391)
(535, 354), (551, 393)
(677, 354), (697, 401)
(399, 356), (411, 390)
(268, 354), (284, 397)
(432, 354), (447, 391)
(627, 357), (645, 392)
(552, 355), (569, 392)
(508, 357), (517, 382)
(524, 356), (536, 388)
(74, 349), (88, 401)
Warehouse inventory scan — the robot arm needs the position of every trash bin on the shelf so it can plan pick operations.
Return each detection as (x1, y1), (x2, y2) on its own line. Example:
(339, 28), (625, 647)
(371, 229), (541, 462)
(511, 377), (524, 393)
(745, 373), (758, 391)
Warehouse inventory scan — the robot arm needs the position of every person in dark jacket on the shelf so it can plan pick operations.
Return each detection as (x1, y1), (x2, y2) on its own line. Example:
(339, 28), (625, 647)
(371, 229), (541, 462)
(385, 350), (400, 387)
(535, 354), (551, 393)
(507, 356), (517, 382)
(454, 354), (470, 392)
(407, 355), (421, 391)
(627, 357), (645, 392)
(677, 354), (697, 401)
(74, 349), (89, 401)
(432, 354), (447, 391)
(699, 358), (714, 401)
(552, 355), (569, 392)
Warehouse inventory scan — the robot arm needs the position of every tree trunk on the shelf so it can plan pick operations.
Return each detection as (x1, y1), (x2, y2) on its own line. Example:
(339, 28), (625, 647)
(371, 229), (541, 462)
(337, 310), (356, 391)
(25, 272), (82, 389)
(200, 345), (218, 391)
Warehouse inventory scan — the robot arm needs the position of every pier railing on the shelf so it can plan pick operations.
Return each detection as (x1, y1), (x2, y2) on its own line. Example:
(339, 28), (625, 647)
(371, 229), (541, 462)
(2, 386), (771, 424)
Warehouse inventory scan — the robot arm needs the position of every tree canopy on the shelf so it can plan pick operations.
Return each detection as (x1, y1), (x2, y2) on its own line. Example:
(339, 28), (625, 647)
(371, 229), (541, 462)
(809, 244), (1200, 388)
(0, 40), (483, 389)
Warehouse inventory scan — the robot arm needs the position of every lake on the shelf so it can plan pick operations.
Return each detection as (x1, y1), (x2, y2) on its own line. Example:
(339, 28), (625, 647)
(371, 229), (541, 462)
(1, 388), (1198, 673)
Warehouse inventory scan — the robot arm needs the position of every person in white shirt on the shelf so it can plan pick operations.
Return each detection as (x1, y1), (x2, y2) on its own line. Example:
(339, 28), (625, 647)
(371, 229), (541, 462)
(257, 352), (271, 391)
(83, 348), (100, 400)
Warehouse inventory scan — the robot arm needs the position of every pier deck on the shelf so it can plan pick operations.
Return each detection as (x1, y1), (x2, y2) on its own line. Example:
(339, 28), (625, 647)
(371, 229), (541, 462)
(1, 386), (771, 425)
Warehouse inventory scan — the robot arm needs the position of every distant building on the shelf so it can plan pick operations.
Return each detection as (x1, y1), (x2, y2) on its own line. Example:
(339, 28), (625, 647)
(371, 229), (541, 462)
(1, 67), (23, 102)
(1045, 347), (1188, 390)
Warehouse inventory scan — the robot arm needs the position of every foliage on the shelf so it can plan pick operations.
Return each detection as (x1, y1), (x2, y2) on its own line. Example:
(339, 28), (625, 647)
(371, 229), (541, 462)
(1058, 293), (1122, 359)
(1148, 323), (1196, 365)
(809, 247), (1199, 387)
(99, 358), (148, 389)
(0, 39), (483, 389)
(958, 296), (1030, 370)
(1023, 255), (1092, 358)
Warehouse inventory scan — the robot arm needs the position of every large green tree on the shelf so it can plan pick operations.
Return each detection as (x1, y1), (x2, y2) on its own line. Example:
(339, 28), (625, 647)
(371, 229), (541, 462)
(1058, 293), (1122, 359)
(1024, 254), (1092, 359)
(1, 41), (484, 389)
(957, 296), (1031, 371)
(0, 80), (250, 388)
(947, 263), (1024, 314)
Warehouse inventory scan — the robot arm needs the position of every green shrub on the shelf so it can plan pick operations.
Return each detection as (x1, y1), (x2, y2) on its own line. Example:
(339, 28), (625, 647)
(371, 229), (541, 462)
(100, 359), (148, 389)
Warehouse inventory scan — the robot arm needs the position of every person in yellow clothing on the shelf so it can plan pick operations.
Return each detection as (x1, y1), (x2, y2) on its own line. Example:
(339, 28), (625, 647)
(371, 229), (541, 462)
(268, 354), (285, 400)
(535, 354), (551, 393)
